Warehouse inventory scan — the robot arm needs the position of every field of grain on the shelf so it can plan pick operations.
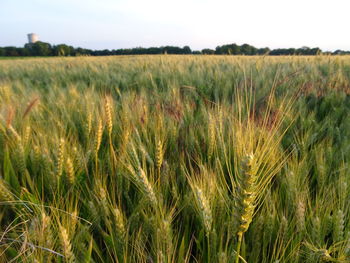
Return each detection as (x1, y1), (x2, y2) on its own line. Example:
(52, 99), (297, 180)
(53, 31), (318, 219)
(0, 55), (350, 262)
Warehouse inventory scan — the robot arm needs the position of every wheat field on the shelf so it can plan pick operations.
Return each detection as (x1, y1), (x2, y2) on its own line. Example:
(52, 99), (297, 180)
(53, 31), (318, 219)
(0, 55), (350, 262)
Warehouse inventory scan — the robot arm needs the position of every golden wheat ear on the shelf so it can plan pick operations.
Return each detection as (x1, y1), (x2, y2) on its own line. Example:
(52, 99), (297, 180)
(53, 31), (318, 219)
(55, 138), (65, 178)
(66, 157), (75, 186)
(236, 154), (257, 237)
(232, 86), (294, 263)
(104, 96), (113, 137)
(155, 138), (164, 174)
(59, 225), (75, 262)
(94, 119), (103, 154)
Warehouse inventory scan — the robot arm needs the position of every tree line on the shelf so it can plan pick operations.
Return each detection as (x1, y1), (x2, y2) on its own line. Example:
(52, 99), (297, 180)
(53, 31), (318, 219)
(0, 41), (349, 57)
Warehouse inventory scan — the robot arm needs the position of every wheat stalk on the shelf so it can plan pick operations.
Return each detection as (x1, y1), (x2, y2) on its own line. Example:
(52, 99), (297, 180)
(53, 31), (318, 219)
(98, 184), (109, 216)
(236, 154), (257, 236)
(22, 97), (39, 119)
(126, 163), (157, 207)
(23, 126), (31, 146)
(113, 207), (126, 236)
(94, 120), (103, 174)
(41, 212), (53, 249)
(55, 138), (65, 178)
(94, 120), (103, 154)
(59, 226), (75, 263)
(15, 142), (27, 176)
(296, 197), (305, 234)
(333, 209), (345, 243)
(304, 242), (333, 262)
(194, 185), (212, 236)
(235, 154), (257, 263)
(312, 216), (322, 245)
(7, 125), (21, 142)
(138, 168), (157, 206)
(33, 145), (41, 167)
(0, 179), (14, 202)
(207, 113), (215, 160)
(86, 111), (92, 136)
(104, 97), (113, 137)
(155, 139), (163, 176)
(66, 157), (75, 186)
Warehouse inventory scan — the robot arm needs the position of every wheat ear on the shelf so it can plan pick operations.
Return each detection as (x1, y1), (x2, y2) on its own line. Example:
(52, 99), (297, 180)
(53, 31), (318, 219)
(94, 120), (103, 174)
(86, 111), (92, 137)
(59, 226), (75, 263)
(66, 157), (75, 186)
(194, 185), (212, 236)
(94, 120), (103, 154)
(0, 179), (14, 202)
(155, 139), (163, 177)
(333, 209), (345, 243)
(235, 154), (257, 263)
(55, 138), (65, 178)
(104, 97), (113, 137)
(208, 113), (215, 160)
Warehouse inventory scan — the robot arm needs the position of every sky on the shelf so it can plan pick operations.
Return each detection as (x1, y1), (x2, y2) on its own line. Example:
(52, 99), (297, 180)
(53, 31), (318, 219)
(1, 0), (350, 51)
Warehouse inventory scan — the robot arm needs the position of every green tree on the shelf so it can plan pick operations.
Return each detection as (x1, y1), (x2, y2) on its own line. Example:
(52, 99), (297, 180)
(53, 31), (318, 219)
(182, 46), (192, 54)
(202, 49), (215, 55)
(28, 41), (52, 56)
(4, 47), (19, 56)
(53, 44), (71, 56)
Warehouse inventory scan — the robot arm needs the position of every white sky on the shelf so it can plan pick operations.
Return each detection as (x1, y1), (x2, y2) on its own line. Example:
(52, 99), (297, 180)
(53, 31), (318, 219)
(1, 0), (350, 51)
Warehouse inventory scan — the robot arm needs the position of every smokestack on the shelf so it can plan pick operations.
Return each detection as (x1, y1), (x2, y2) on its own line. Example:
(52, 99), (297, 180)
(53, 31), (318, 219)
(27, 33), (39, 44)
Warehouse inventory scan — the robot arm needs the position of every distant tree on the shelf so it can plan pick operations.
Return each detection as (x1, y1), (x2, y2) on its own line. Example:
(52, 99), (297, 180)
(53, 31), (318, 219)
(0, 42), (333, 57)
(214, 46), (222, 54)
(215, 43), (245, 55)
(161, 46), (184, 54)
(288, 48), (296, 55)
(147, 47), (162, 54)
(202, 49), (215, 54)
(241, 44), (256, 55)
(3, 47), (19, 56)
(182, 46), (192, 54)
(215, 45), (228, 54)
(230, 44), (241, 54)
(269, 47), (322, 56)
(271, 49), (284, 55)
(26, 41), (52, 56)
(16, 47), (30, 56)
(310, 47), (321, 55)
(53, 44), (71, 56)
(68, 46), (76, 56)
(257, 47), (270, 55)
(75, 47), (92, 56)
(102, 49), (111, 55)
(333, 49), (350, 55)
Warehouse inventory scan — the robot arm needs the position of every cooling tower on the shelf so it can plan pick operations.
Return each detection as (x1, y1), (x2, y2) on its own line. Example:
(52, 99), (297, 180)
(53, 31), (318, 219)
(27, 33), (39, 44)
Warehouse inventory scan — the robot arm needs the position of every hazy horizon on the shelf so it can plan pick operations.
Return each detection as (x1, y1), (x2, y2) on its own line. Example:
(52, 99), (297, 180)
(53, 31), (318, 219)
(1, 0), (350, 51)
